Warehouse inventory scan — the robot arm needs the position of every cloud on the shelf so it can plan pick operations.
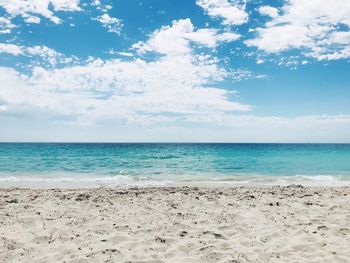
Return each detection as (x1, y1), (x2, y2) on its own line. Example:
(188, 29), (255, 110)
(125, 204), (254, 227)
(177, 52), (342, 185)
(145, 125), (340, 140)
(0, 19), (250, 125)
(246, 0), (350, 60)
(132, 19), (240, 55)
(184, 113), (350, 128)
(0, 0), (81, 24)
(25, 45), (75, 66)
(196, 0), (248, 25)
(0, 54), (250, 124)
(258, 6), (279, 18)
(0, 16), (16, 34)
(24, 16), (41, 24)
(0, 43), (76, 66)
(3, 57), (347, 138)
(91, 0), (112, 12)
(95, 13), (123, 34)
(109, 50), (134, 57)
(229, 68), (265, 81)
(0, 105), (7, 112)
(0, 43), (23, 55)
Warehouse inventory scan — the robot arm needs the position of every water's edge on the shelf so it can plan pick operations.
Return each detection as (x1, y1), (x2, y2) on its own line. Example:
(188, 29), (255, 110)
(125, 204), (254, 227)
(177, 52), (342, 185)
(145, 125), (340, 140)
(0, 173), (349, 189)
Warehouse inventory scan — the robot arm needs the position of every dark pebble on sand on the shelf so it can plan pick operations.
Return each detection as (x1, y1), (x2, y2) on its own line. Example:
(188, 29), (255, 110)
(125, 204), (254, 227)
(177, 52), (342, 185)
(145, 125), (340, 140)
(6, 199), (18, 203)
(179, 231), (188, 237)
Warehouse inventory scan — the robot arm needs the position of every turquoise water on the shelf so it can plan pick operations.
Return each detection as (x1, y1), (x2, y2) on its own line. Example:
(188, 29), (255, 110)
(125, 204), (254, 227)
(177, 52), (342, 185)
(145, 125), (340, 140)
(0, 143), (350, 187)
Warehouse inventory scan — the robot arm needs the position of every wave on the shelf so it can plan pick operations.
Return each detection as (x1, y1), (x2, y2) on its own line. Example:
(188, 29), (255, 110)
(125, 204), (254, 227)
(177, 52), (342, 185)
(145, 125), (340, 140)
(0, 172), (350, 188)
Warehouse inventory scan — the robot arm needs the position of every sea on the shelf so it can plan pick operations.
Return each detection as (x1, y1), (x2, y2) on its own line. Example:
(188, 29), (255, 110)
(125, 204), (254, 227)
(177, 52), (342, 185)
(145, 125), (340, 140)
(0, 143), (350, 188)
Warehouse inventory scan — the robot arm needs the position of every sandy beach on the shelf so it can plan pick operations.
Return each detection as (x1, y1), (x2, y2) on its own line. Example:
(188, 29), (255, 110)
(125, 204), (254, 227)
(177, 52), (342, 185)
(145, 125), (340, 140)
(1, 185), (349, 263)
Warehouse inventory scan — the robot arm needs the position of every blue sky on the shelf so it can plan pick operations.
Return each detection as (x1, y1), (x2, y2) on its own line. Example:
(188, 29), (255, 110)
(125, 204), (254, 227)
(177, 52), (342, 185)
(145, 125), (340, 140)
(0, 0), (350, 142)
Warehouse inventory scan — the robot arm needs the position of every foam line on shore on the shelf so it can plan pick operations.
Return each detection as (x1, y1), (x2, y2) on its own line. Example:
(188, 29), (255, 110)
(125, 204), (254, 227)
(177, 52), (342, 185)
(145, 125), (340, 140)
(0, 173), (350, 188)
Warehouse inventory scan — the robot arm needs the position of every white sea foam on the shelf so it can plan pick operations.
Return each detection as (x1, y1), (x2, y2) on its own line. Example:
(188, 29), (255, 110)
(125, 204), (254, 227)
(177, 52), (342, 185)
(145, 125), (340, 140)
(0, 173), (350, 188)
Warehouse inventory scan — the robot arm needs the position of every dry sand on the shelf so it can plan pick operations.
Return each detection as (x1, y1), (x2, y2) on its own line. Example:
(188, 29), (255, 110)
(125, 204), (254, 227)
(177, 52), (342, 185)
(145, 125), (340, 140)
(0, 185), (349, 263)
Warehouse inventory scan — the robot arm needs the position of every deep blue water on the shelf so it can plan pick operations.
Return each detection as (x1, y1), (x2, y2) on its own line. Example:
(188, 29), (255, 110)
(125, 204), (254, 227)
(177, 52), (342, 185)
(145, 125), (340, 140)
(0, 143), (350, 187)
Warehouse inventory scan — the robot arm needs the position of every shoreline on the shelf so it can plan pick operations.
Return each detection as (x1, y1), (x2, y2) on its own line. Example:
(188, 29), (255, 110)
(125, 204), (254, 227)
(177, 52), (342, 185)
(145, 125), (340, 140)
(1, 185), (349, 262)
(1, 174), (350, 189)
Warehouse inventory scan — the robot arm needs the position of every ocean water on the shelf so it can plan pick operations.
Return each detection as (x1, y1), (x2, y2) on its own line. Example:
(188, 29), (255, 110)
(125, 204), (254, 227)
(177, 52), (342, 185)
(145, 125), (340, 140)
(0, 143), (350, 188)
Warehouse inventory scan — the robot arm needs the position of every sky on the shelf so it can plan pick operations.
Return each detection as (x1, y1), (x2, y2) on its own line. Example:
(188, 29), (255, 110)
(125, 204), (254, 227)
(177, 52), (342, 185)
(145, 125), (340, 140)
(0, 0), (350, 142)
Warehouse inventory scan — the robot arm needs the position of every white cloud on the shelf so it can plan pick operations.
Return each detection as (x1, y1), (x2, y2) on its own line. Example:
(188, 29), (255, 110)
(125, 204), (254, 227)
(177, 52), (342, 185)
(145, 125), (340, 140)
(0, 29), (11, 34)
(258, 6), (279, 18)
(188, 30), (240, 47)
(5, 54), (347, 135)
(0, 16), (16, 34)
(117, 52), (133, 57)
(196, 0), (248, 25)
(230, 68), (265, 81)
(0, 43), (23, 55)
(0, 0), (81, 24)
(0, 105), (7, 112)
(248, 24), (308, 53)
(184, 113), (350, 128)
(24, 16), (41, 24)
(109, 50), (134, 57)
(95, 13), (123, 34)
(0, 54), (250, 124)
(92, 0), (101, 5)
(26, 45), (67, 66)
(0, 43), (76, 66)
(0, 17), (252, 125)
(92, 0), (112, 12)
(162, 113), (350, 142)
(246, 0), (350, 60)
(132, 19), (240, 55)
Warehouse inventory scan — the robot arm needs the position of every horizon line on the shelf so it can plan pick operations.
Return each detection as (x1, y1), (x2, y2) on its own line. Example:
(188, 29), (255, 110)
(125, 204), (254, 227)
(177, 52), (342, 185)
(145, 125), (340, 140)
(1, 141), (350, 144)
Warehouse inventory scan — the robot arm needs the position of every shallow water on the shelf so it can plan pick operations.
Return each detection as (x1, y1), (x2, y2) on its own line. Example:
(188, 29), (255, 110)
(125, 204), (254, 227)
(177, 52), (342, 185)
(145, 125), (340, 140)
(0, 143), (350, 187)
